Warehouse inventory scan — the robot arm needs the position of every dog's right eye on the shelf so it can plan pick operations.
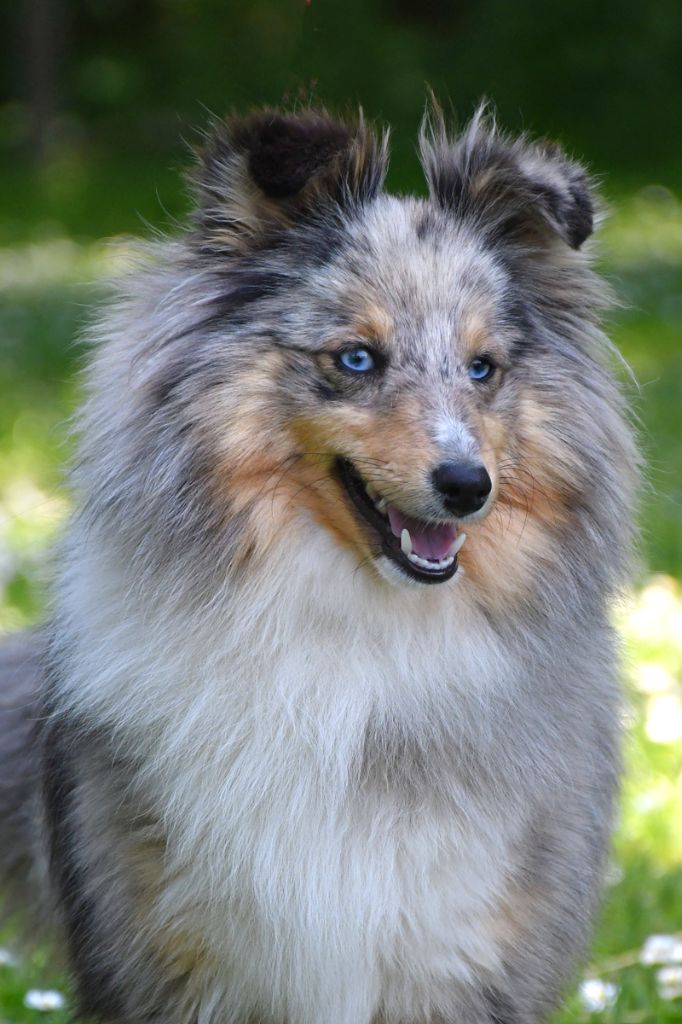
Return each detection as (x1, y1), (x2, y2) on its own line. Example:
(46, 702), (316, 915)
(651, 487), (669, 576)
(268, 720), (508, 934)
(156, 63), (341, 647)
(468, 357), (495, 382)
(337, 347), (376, 374)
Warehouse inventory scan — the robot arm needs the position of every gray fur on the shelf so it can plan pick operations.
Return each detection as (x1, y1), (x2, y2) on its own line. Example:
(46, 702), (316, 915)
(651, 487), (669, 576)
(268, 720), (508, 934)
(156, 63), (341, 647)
(0, 104), (637, 1024)
(0, 631), (48, 930)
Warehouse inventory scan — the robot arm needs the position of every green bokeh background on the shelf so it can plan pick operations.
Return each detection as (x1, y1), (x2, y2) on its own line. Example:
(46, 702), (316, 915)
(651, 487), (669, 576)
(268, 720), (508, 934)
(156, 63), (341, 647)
(1, 2), (682, 1021)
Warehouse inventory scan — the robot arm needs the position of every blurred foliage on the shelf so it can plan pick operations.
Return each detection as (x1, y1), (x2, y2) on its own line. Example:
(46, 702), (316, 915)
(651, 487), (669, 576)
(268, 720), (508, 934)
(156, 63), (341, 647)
(1, 1), (682, 1021)
(3, 0), (682, 186)
(3, 0), (682, 246)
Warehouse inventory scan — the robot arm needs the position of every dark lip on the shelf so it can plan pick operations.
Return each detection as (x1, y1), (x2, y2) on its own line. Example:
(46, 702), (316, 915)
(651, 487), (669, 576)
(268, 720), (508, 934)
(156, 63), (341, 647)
(336, 459), (459, 585)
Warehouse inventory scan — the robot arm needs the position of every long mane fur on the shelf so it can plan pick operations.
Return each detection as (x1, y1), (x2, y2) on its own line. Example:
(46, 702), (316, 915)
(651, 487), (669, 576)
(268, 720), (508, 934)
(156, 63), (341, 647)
(1, 103), (637, 1024)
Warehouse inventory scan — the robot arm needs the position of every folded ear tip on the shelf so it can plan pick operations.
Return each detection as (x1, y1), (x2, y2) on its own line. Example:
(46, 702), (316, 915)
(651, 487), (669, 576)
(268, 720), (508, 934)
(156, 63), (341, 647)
(420, 104), (597, 250)
(565, 184), (594, 248)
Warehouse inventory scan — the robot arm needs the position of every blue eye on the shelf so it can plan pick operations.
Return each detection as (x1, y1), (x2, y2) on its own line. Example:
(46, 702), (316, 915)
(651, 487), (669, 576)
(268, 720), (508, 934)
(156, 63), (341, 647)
(468, 357), (495, 382)
(338, 347), (376, 374)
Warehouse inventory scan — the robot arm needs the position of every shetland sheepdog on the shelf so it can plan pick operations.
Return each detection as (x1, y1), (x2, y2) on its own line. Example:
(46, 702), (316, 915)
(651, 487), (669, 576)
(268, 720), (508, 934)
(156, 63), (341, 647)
(0, 104), (636, 1024)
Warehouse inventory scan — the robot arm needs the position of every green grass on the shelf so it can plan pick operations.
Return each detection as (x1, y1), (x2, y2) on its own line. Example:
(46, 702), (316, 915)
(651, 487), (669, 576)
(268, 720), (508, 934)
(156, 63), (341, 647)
(1, 174), (682, 1022)
(0, 945), (71, 1024)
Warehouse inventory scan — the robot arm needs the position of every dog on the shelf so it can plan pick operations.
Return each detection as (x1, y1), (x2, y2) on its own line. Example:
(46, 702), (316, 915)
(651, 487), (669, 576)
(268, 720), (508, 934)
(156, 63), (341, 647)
(0, 104), (637, 1024)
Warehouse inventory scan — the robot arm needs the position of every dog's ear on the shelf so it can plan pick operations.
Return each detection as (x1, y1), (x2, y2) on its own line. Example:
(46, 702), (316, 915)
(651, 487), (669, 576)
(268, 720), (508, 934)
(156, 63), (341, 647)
(193, 109), (388, 249)
(420, 104), (594, 250)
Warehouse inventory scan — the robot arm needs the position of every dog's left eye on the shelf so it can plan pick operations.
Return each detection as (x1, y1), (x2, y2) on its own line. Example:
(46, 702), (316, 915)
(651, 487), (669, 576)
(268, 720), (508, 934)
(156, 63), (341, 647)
(338, 347), (376, 373)
(468, 357), (495, 382)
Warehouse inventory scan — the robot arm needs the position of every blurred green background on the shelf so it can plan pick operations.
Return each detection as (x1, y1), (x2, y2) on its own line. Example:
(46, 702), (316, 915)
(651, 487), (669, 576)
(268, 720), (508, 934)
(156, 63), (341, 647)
(1, 1), (682, 1021)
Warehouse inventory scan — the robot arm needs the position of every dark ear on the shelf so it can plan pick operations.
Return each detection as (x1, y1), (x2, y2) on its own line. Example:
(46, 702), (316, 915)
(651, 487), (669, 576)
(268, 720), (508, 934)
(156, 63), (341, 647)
(192, 109), (388, 248)
(420, 104), (595, 250)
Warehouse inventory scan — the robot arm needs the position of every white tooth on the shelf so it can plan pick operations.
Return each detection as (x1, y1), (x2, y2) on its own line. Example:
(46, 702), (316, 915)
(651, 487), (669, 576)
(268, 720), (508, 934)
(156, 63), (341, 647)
(407, 550), (456, 572)
(376, 498), (387, 513)
(401, 529), (412, 556)
(450, 532), (467, 557)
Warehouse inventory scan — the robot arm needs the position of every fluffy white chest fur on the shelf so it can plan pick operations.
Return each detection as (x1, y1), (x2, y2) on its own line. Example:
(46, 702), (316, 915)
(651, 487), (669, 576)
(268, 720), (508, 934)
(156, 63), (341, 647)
(57, 523), (547, 1024)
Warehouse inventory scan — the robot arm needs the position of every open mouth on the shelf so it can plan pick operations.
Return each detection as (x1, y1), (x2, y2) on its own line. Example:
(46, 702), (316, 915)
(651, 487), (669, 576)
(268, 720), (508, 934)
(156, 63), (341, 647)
(337, 459), (465, 584)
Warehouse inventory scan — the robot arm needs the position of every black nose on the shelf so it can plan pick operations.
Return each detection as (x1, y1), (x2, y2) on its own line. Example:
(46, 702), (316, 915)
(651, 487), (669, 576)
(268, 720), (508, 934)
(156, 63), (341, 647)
(431, 461), (492, 517)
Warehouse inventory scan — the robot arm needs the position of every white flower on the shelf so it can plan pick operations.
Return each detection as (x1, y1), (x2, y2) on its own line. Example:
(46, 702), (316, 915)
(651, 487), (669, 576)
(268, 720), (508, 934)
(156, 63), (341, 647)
(0, 947), (18, 967)
(23, 989), (66, 1012)
(604, 861), (624, 887)
(657, 966), (682, 1000)
(579, 978), (618, 1013)
(645, 693), (682, 744)
(640, 934), (682, 965)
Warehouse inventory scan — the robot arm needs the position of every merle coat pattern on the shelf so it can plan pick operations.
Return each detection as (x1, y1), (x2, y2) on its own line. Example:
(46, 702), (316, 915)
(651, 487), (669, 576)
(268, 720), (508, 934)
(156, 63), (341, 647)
(0, 104), (636, 1024)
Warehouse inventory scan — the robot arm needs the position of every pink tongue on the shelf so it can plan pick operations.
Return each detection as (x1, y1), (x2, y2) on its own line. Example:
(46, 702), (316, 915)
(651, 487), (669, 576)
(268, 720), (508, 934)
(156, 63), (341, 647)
(386, 505), (457, 561)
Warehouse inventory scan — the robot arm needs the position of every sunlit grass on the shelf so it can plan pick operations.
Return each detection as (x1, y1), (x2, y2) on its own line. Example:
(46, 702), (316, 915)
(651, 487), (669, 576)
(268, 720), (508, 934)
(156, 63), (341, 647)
(601, 185), (682, 267)
(1, 181), (681, 1022)
(618, 577), (682, 869)
(0, 236), (132, 292)
(0, 234), (132, 629)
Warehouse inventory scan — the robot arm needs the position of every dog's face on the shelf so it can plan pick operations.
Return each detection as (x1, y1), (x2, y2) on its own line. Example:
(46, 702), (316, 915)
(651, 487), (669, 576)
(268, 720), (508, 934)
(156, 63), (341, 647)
(244, 208), (516, 588)
(131, 108), (631, 599)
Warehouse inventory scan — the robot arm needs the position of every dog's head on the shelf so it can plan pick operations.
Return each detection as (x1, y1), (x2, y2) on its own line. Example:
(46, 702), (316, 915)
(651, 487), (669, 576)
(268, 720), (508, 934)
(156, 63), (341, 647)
(93, 105), (635, 604)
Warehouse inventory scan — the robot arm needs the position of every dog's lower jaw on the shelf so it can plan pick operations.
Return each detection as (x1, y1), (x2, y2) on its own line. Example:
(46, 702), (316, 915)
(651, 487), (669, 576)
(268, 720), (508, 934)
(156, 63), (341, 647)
(373, 550), (462, 589)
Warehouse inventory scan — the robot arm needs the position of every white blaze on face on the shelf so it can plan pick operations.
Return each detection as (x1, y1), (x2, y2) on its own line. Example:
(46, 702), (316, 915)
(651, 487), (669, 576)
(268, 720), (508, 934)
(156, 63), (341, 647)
(434, 417), (479, 463)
